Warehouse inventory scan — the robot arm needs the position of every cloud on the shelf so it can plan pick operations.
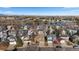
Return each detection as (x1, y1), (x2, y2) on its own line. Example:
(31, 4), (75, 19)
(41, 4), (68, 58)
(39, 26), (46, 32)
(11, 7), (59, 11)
(1, 7), (11, 8)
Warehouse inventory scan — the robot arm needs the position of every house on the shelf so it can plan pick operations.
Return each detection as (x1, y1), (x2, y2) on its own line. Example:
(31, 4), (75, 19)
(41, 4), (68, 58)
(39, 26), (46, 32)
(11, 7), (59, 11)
(28, 29), (33, 36)
(60, 40), (67, 47)
(23, 30), (28, 36)
(1, 17), (6, 20)
(36, 24), (45, 31)
(60, 29), (67, 36)
(6, 17), (15, 20)
(7, 25), (12, 30)
(7, 36), (17, 42)
(67, 29), (77, 36)
(11, 27), (15, 30)
(21, 36), (29, 41)
(8, 30), (16, 37)
(1, 31), (7, 42)
(60, 36), (69, 40)
(0, 31), (3, 41)
(23, 25), (28, 30)
(37, 25), (40, 30)
(18, 30), (24, 37)
(56, 26), (60, 29)
(47, 35), (53, 41)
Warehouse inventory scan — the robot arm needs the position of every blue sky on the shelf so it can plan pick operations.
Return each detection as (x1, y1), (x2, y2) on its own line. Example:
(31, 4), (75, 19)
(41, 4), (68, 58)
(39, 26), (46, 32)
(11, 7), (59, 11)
(0, 7), (79, 15)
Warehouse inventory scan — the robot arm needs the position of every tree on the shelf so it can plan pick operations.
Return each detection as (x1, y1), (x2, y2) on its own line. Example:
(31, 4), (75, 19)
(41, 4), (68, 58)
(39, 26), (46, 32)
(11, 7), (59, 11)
(55, 29), (60, 38)
(15, 32), (23, 47)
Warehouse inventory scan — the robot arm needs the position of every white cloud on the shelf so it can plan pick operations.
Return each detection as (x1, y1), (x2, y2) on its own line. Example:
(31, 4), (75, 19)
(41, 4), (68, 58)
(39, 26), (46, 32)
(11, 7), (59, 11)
(1, 7), (11, 8)
(0, 0), (79, 7)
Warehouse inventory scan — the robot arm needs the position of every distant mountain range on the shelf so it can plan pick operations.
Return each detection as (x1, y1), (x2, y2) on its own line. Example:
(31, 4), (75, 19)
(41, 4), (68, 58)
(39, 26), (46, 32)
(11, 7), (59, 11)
(0, 14), (79, 17)
(0, 14), (22, 16)
(0, 14), (5, 16)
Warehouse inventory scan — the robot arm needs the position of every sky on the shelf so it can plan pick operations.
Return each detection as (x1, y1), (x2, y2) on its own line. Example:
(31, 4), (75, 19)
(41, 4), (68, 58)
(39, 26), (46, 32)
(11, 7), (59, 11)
(0, 7), (79, 15)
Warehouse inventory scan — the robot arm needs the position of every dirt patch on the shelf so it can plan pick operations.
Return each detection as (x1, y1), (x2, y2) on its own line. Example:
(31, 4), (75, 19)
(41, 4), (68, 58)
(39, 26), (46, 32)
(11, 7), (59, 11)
(0, 42), (9, 51)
